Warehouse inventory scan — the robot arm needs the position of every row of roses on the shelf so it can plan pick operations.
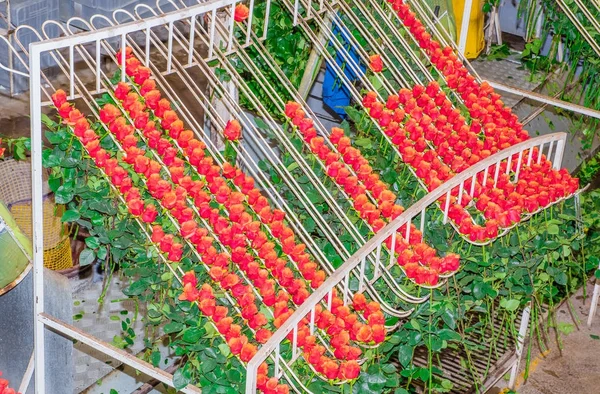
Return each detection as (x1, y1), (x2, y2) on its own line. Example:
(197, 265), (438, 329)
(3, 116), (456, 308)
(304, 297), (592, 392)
(52, 90), (292, 392)
(390, 0), (580, 188)
(283, 101), (460, 285)
(130, 79), (389, 368)
(112, 58), (386, 382)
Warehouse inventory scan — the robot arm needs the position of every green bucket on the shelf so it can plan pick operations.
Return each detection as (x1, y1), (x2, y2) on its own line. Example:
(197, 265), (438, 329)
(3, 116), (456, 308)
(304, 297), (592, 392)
(0, 201), (32, 296)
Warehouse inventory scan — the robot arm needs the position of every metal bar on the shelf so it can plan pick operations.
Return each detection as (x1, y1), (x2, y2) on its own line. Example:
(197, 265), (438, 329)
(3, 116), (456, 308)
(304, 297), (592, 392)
(458, 0), (474, 56)
(39, 313), (202, 393)
(30, 46), (46, 394)
(508, 305), (531, 389)
(488, 80), (600, 120)
(18, 352), (35, 394)
(28, 0), (238, 53)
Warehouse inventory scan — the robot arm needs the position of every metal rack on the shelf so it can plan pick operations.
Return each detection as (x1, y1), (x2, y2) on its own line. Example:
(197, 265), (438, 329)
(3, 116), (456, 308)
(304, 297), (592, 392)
(0, 0), (596, 392)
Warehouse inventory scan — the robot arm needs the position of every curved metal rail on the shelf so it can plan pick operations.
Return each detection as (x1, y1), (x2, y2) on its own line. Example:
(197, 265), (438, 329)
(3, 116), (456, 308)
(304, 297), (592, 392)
(245, 131), (574, 392)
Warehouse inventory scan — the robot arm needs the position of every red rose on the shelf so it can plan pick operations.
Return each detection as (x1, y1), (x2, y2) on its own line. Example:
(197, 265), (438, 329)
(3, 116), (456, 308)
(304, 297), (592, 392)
(284, 101), (301, 118)
(127, 198), (144, 216)
(256, 328), (272, 344)
(51, 89), (68, 108)
(339, 360), (360, 380)
(369, 54), (383, 73)
(223, 119), (242, 141)
(141, 203), (158, 223)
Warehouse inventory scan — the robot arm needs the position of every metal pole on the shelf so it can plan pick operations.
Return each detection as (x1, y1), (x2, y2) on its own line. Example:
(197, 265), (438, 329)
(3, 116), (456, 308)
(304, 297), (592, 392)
(458, 0), (474, 56)
(488, 80), (600, 120)
(29, 44), (46, 394)
(509, 305), (531, 389)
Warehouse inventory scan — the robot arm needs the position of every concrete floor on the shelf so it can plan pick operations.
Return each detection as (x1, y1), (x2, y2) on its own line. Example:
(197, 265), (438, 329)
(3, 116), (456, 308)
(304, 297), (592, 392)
(490, 279), (600, 394)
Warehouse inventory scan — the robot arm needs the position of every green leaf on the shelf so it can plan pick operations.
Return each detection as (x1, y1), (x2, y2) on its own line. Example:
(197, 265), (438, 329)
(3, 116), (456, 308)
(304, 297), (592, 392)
(55, 185), (75, 204)
(172, 367), (191, 390)
(79, 248), (96, 266)
(201, 358), (217, 373)
(547, 224), (559, 235)
(441, 308), (457, 330)
(151, 350), (161, 367)
(42, 149), (62, 168)
(397, 345), (413, 367)
(183, 327), (203, 343)
(164, 322), (185, 334)
(501, 298), (520, 312)
(124, 280), (148, 296)
(85, 236), (100, 249)
(437, 329), (462, 342)
(110, 390), (118, 394)
(227, 369), (241, 382)
(355, 138), (372, 148)
(409, 319), (421, 331)
(218, 343), (231, 358)
(61, 209), (80, 223)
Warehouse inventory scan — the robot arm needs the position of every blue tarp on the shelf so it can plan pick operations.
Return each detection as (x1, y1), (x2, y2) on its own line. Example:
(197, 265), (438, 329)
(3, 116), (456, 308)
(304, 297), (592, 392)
(322, 22), (365, 119)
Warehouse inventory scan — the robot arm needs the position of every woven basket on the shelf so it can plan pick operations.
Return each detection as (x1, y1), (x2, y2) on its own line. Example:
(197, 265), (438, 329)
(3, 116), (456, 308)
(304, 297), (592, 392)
(0, 159), (73, 270)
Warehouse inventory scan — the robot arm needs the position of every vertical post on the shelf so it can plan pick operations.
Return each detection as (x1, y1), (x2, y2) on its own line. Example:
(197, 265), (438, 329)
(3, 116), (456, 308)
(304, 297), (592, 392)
(458, 0), (474, 56)
(554, 138), (565, 169)
(30, 44), (46, 394)
(509, 305), (531, 389)
(588, 281), (600, 327)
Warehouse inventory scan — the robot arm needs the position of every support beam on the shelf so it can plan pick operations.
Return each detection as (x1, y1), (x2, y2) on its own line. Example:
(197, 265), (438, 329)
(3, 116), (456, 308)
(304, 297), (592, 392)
(488, 80), (600, 120)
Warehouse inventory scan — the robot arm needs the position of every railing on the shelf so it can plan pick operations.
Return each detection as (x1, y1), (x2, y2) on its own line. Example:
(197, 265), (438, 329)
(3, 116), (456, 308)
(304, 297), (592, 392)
(245, 131), (571, 392)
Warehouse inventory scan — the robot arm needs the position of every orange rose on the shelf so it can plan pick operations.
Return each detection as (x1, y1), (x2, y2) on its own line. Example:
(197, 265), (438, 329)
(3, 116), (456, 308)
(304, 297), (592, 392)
(178, 283), (200, 302)
(234, 3), (250, 22)
(239, 342), (257, 362)
(339, 360), (360, 380)
(284, 101), (301, 118)
(355, 325), (373, 343)
(321, 359), (339, 380)
(51, 89), (67, 107)
(227, 335), (247, 355)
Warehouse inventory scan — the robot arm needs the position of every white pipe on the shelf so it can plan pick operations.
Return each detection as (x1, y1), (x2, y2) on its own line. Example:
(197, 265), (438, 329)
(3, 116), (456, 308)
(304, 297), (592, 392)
(458, 0), (474, 56)
(487, 80), (600, 120)
(509, 305), (531, 389)
(30, 45), (46, 394)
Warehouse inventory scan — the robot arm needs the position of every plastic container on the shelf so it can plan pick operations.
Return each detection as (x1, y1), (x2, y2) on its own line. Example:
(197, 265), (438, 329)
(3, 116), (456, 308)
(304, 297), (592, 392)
(453, 0), (485, 59)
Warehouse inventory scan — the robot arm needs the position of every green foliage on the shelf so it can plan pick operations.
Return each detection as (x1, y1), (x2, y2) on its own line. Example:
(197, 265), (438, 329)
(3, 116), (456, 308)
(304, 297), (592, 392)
(482, 44), (511, 61)
(0, 136), (30, 160)
(235, 1), (312, 118)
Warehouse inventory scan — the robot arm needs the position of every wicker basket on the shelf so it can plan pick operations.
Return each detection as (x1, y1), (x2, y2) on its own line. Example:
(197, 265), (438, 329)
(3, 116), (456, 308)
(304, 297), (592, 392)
(0, 159), (73, 270)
